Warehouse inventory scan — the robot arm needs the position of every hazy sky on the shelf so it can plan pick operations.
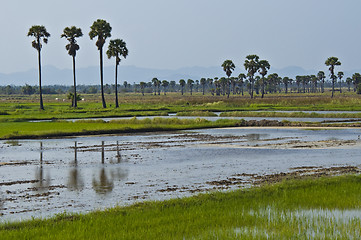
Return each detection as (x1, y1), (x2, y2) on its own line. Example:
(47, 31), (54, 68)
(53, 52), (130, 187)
(2, 0), (361, 74)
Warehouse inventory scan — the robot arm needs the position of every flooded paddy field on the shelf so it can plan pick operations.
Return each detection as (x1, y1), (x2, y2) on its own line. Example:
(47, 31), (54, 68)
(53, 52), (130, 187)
(1, 127), (361, 222)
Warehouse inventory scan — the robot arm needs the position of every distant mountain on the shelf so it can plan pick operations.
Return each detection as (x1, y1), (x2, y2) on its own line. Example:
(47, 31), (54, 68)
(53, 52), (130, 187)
(0, 65), (359, 86)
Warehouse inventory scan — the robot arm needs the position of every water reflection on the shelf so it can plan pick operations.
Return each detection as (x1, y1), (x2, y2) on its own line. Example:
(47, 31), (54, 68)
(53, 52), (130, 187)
(245, 134), (268, 142)
(67, 141), (84, 191)
(34, 142), (51, 191)
(92, 141), (128, 195)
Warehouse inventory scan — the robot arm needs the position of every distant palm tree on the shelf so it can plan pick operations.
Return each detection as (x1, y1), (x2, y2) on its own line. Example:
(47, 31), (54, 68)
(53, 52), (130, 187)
(283, 77), (291, 94)
(140, 82), (146, 96)
(106, 39), (128, 108)
(317, 71), (325, 93)
(337, 71), (344, 93)
(221, 60), (235, 98)
(89, 19), (112, 108)
(345, 77), (352, 92)
(258, 60), (270, 98)
(238, 73), (246, 96)
(325, 57), (341, 98)
(27, 25), (50, 110)
(179, 79), (186, 95)
(151, 78), (159, 95)
(200, 78), (206, 95)
(61, 26), (83, 108)
(162, 80), (169, 95)
(187, 79), (194, 95)
(244, 55), (260, 98)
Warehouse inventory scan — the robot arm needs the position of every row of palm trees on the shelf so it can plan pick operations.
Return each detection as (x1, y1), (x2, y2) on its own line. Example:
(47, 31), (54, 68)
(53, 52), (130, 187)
(218, 56), (343, 99)
(28, 19), (128, 110)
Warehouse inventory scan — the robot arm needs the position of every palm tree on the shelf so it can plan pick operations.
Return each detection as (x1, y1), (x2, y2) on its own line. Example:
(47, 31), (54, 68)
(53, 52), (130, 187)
(258, 60), (270, 98)
(200, 78), (206, 95)
(89, 19), (112, 108)
(325, 57), (341, 98)
(106, 39), (128, 108)
(346, 77), (352, 92)
(187, 79), (194, 95)
(283, 77), (291, 93)
(140, 82), (146, 96)
(244, 55), (260, 98)
(61, 26), (83, 108)
(352, 73), (361, 92)
(221, 60), (235, 98)
(27, 25), (50, 110)
(179, 79), (186, 95)
(162, 80), (169, 95)
(238, 73), (246, 96)
(317, 71), (325, 93)
(337, 71), (344, 94)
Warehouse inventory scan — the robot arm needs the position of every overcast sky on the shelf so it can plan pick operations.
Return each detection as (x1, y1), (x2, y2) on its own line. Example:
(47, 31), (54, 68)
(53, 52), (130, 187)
(2, 0), (361, 74)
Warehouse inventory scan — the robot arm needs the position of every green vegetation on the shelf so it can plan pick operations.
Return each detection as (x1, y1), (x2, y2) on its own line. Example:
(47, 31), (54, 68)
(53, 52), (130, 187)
(220, 110), (361, 119)
(0, 117), (242, 139)
(1, 175), (361, 239)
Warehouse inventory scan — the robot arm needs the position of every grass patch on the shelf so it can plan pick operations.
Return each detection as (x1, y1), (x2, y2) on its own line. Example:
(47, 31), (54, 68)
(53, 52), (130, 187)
(1, 175), (361, 239)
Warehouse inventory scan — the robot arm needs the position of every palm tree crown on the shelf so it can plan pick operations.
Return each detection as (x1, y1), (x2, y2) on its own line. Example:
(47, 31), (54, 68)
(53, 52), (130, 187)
(221, 60), (235, 78)
(106, 39), (128, 65)
(28, 25), (50, 51)
(89, 19), (112, 50)
(61, 26), (83, 57)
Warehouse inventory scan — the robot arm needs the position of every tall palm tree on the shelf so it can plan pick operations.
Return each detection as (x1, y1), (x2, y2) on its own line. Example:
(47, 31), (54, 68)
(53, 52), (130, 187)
(244, 55), (260, 98)
(151, 78), (159, 95)
(317, 71), (325, 93)
(221, 60), (235, 98)
(106, 39), (128, 108)
(61, 26), (83, 108)
(27, 25), (50, 110)
(89, 19), (112, 108)
(258, 60), (270, 98)
(337, 71), (344, 94)
(325, 57), (341, 98)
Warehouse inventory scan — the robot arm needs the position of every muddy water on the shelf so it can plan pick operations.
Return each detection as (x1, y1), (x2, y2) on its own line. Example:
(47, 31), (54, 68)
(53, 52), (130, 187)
(1, 127), (361, 222)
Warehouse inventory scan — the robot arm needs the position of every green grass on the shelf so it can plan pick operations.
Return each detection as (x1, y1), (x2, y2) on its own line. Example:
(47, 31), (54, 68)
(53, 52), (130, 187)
(220, 111), (361, 118)
(0, 117), (243, 139)
(1, 175), (361, 239)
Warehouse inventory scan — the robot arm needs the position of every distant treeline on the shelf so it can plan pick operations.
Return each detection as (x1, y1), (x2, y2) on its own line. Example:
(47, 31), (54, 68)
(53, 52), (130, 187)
(1, 73), (361, 96)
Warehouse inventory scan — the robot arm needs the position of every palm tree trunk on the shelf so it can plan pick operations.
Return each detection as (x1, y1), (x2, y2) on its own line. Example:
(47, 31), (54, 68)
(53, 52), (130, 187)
(331, 76), (335, 98)
(38, 49), (44, 110)
(72, 55), (77, 108)
(115, 61), (119, 108)
(261, 77), (265, 98)
(99, 48), (106, 108)
(250, 77), (254, 99)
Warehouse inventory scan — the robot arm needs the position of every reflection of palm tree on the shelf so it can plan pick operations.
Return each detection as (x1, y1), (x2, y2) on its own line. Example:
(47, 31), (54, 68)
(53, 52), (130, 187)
(116, 141), (121, 163)
(101, 141), (105, 164)
(92, 168), (114, 195)
(34, 142), (50, 191)
(68, 141), (84, 191)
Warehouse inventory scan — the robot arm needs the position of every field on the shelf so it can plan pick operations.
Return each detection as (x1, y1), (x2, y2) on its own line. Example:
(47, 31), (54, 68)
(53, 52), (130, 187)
(1, 92), (361, 239)
(1, 174), (361, 239)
